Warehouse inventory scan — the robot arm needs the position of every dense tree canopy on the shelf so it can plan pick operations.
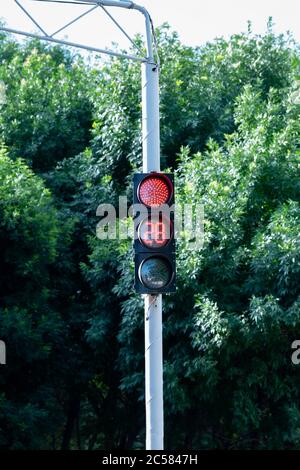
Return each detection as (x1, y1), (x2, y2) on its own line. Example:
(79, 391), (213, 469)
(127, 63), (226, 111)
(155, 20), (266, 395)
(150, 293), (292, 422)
(0, 35), (93, 171)
(0, 22), (299, 449)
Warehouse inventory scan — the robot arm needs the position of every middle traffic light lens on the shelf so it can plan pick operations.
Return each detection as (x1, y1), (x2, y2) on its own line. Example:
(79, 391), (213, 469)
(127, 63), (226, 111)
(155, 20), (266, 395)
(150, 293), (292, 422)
(139, 256), (172, 290)
(138, 215), (171, 249)
(138, 175), (171, 207)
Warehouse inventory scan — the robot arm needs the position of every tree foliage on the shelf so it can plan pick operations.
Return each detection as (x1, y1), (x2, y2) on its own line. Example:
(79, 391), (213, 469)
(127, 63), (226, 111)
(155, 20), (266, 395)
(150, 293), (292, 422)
(0, 39), (93, 171)
(0, 24), (299, 449)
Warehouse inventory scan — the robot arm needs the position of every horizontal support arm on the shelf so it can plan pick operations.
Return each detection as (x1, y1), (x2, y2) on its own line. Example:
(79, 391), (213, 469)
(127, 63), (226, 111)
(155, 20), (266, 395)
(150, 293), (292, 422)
(32, 1), (134, 6)
(0, 26), (146, 62)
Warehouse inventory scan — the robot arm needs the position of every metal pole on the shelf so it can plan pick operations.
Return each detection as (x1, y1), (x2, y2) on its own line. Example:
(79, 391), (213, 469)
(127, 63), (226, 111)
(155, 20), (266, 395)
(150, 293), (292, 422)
(142, 61), (160, 173)
(142, 56), (163, 449)
(144, 294), (163, 450)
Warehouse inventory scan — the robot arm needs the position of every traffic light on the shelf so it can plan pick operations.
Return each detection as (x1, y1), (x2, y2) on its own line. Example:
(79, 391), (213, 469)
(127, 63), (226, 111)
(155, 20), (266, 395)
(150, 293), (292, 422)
(133, 172), (176, 294)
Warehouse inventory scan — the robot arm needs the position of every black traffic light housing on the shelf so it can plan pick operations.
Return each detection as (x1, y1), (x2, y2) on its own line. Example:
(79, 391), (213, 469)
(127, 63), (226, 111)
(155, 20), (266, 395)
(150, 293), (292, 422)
(133, 172), (176, 294)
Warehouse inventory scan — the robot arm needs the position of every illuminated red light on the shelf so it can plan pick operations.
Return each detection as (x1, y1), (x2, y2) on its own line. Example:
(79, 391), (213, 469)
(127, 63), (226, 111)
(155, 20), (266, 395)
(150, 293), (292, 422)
(138, 174), (171, 207)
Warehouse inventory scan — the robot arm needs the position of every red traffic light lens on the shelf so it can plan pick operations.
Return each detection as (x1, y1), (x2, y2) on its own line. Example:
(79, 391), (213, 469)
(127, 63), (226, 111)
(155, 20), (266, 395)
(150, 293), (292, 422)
(138, 174), (172, 207)
(138, 215), (172, 249)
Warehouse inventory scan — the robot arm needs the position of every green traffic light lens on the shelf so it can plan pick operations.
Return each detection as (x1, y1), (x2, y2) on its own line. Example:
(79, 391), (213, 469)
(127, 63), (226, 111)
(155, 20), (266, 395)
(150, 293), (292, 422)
(139, 256), (172, 290)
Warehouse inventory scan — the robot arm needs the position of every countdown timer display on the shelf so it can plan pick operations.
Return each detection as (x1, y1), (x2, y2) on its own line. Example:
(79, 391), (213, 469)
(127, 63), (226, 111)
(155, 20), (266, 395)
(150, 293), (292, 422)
(138, 215), (172, 249)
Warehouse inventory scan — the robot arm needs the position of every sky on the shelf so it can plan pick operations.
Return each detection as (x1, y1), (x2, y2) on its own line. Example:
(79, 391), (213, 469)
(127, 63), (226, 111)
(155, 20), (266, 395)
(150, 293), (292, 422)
(0, 0), (299, 56)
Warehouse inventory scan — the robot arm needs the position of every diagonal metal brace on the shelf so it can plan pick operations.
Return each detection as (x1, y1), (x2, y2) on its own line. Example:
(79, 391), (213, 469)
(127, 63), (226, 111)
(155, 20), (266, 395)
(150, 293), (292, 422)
(50, 4), (99, 37)
(15, 0), (49, 36)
